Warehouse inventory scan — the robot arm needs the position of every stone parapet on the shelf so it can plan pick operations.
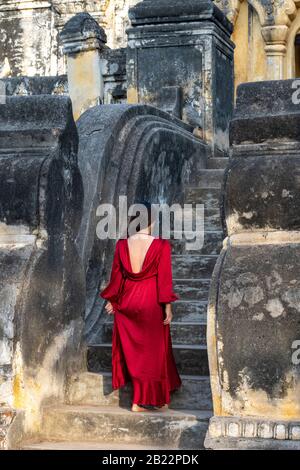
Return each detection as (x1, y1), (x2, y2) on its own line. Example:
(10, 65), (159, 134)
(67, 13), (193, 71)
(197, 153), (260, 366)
(0, 95), (85, 447)
(230, 79), (300, 156)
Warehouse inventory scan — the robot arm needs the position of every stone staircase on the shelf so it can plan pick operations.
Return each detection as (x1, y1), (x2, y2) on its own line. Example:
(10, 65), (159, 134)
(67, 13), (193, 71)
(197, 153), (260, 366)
(21, 157), (227, 450)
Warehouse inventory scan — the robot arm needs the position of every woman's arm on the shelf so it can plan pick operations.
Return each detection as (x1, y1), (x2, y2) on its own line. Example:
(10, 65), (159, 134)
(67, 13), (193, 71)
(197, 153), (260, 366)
(157, 240), (179, 325)
(163, 303), (173, 325)
(100, 240), (123, 311)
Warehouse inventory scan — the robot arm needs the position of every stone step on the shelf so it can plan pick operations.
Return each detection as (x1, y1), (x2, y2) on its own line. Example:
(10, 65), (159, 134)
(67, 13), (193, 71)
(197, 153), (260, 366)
(207, 158), (229, 170)
(174, 279), (211, 301)
(170, 203), (221, 221)
(171, 375), (211, 411)
(170, 209), (222, 231)
(197, 169), (225, 189)
(67, 372), (212, 411)
(170, 231), (223, 255)
(22, 441), (176, 450)
(204, 211), (222, 231)
(171, 217), (223, 233)
(172, 300), (208, 322)
(87, 344), (209, 376)
(100, 321), (206, 346)
(173, 344), (209, 375)
(185, 187), (222, 211)
(172, 254), (218, 278)
(39, 404), (211, 449)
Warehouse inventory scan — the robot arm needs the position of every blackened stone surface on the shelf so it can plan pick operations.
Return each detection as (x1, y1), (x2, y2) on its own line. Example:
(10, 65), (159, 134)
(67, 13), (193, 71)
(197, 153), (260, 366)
(129, 43), (203, 130)
(102, 48), (127, 104)
(0, 94), (74, 134)
(224, 155), (300, 234)
(158, 86), (183, 120)
(235, 79), (300, 118)
(102, 48), (127, 78)
(230, 79), (300, 148)
(0, 157), (41, 228)
(60, 12), (107, 46)
(1, 76), (68, 97)
(224, 80), (300, 234)
(129, 0), (233, 33)
(0, 95), (82, 233)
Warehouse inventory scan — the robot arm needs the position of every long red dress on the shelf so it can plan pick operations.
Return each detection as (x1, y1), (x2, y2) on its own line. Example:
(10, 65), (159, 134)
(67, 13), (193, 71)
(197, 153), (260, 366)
(100, 236), (182, 406)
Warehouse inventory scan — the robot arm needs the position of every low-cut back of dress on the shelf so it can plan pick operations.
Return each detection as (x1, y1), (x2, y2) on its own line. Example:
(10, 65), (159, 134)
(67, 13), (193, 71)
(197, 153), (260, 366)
(100, 236), (182, 406)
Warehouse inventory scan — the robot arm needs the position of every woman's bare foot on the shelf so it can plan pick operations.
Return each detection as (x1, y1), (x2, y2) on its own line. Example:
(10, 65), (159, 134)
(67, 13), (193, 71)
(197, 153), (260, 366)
(131, 403), (152, 412)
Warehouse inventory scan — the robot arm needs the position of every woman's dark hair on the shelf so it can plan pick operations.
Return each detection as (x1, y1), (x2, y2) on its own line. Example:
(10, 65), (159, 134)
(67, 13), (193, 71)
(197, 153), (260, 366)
(127, 200), (156, 237)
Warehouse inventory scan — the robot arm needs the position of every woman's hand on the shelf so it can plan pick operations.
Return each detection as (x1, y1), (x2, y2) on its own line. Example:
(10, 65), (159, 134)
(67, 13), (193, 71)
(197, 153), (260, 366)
(105, 301), (114, 315)
(163, 303), (173, 325)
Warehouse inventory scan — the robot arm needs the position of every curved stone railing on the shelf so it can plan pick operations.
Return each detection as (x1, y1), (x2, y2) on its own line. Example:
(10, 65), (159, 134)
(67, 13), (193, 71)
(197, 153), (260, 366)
(0, 95), (85, 448)
(75, 103), (209, 343)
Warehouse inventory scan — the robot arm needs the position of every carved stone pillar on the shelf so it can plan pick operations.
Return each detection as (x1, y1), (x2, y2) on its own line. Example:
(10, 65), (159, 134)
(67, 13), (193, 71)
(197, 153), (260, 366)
(60, 13), (107, 121)
(262, 25), (289, 80)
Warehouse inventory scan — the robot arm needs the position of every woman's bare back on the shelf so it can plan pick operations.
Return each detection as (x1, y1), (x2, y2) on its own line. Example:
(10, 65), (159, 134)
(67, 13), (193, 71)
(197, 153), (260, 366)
(127, 234), (155, 274)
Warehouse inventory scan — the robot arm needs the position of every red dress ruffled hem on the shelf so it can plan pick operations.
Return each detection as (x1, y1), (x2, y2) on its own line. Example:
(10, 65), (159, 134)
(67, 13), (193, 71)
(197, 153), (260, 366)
(111, 318), (182, 406)
(112, 377), (182, 407)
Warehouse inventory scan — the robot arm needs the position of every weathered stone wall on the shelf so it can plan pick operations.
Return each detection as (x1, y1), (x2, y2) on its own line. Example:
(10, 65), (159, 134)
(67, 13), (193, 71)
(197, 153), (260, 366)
(0, 409), (15, 449)
(0, 1), (56, 77)
(0, 75), (68, 96)
(0, 0), (140, 78)
(102, 48), (127, 104)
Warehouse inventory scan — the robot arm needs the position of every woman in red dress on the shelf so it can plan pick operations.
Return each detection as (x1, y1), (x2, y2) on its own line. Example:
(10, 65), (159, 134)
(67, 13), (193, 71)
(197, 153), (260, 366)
(99, 204), (182, 412)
